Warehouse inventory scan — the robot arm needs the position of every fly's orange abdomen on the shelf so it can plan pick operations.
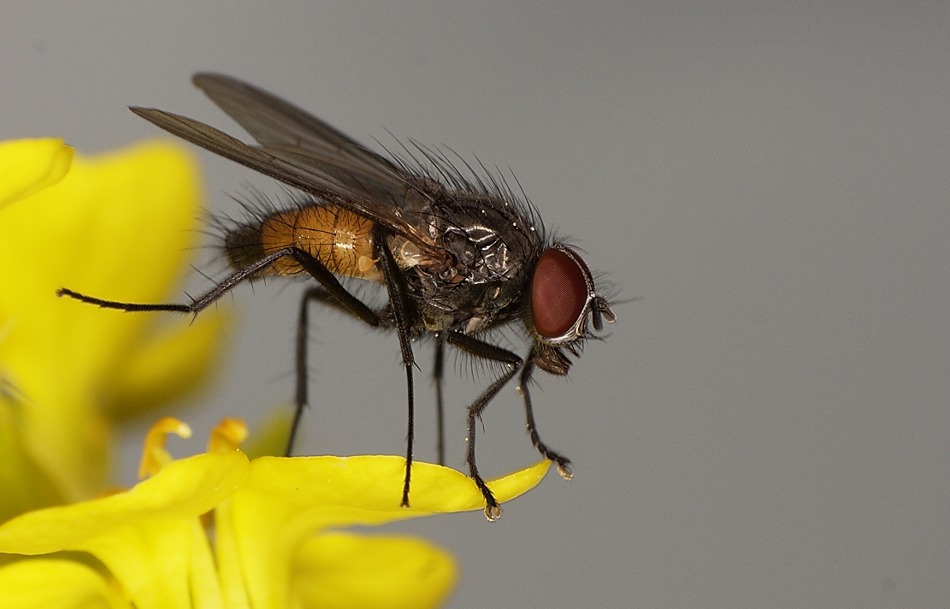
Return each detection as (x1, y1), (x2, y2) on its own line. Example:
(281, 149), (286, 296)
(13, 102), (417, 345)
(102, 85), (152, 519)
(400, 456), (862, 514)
(225, 205), (383, 282)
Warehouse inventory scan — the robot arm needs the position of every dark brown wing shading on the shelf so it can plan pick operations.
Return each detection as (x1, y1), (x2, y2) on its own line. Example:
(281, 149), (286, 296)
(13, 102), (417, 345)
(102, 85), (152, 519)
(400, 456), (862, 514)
(129, 106), (441, 258)
(191, 73), (407, 199)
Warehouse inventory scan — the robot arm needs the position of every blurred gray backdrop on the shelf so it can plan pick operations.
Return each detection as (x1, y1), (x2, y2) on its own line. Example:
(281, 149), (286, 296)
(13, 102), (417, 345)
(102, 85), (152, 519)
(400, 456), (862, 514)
(3, 2), (948, 608)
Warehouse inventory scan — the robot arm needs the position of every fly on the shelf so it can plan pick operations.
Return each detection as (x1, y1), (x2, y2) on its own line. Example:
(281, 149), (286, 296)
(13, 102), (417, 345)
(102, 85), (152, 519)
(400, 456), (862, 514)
(58, 74), (616, 520)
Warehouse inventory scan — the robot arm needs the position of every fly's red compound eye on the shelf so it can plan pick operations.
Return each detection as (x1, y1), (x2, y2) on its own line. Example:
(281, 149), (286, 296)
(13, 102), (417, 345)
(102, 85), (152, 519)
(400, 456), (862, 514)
(531, 247), (593, 340)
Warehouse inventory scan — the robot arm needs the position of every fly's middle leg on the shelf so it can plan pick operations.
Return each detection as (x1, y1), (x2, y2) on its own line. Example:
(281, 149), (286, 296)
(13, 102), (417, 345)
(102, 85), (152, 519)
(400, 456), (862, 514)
(446, 331), (523, 521)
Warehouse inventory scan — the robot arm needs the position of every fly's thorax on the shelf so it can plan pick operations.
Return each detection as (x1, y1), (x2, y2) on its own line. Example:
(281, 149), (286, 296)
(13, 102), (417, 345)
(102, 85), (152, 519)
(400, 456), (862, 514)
(429, 193), (543, 284)
(399, 192), (543, 334)
(413, 279), (527, 334)
(252, 205), (383, 281)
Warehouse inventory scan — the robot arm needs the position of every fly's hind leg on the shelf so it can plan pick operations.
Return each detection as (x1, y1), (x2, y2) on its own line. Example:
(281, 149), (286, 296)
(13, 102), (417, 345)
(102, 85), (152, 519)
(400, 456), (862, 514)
(301, 228), (428, 512)
(59, 245), (382, 458)
(296, 227), (420, 509)
(288, 249), (381, 456)
(58, 248), (297, 314)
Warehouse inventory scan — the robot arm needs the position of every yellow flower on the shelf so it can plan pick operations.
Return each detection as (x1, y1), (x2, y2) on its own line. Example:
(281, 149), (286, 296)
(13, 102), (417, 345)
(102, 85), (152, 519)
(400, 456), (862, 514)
(0, 139), (226, 518)
(0, 418), (551, 609)
(0, 139), (73, 208)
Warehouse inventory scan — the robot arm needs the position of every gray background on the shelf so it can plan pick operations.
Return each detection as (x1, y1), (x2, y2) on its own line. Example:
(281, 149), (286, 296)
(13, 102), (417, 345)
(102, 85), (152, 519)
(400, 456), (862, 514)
(3, 2), (948, 607)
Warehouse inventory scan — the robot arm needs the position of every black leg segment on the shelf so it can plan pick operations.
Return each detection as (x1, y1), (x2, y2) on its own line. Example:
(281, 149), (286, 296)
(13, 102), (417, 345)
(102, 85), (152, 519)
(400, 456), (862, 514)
(375, 228), (419, 508)
(446, 331), (523, 520)
(433, 335), (447, 466)
(57, 248), (297, 314)
(518, 355), (572, 480)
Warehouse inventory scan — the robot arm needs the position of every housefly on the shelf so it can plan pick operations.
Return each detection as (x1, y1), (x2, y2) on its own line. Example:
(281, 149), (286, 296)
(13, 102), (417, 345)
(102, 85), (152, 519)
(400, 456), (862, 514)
(58, 74), (616, 520)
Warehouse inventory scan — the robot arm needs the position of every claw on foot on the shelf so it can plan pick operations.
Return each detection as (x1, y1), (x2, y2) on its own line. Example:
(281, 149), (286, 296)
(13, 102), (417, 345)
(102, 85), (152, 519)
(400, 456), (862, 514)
(556, 460), (573, 481)
(484, 504), (503, 521)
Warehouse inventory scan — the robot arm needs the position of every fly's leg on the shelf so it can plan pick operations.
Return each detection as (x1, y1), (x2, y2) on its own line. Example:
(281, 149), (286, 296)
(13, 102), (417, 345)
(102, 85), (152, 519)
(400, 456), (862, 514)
(518, 357), (572, 480)
(433, 336), (447, 466)
(58, 248), (297, 314)
(60, 246), (386, 458)
(374, 227), (418, 508)
(289, 250), (381, 456)
(290, 288), (319, 454)
(446, 332), (523, 521)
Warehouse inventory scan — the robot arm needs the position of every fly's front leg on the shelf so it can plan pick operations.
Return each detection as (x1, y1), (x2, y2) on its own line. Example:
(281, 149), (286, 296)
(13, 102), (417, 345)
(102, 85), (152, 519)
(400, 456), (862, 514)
(518, 356), (572, 480)
(446, 332), (522, 521)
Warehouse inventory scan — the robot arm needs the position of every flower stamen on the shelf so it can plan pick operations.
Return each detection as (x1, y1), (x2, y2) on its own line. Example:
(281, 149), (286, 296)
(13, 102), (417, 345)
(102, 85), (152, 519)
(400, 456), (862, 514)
(208, 417), (248, 453)
(137, 416), (192, 479)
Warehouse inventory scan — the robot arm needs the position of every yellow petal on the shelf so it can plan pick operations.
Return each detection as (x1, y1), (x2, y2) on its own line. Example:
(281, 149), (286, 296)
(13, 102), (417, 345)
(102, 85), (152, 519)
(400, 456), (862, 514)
(0, 559), (127, 609)
(0, 140), (204, 384)
(0, 138), (73, 209)
(293, 532), (457, 609)
(0, 451), (247, 552)
(239, 456), (550, 519)
(0, 397), (63, 522)
(108, 311), (230, 421)
(0, 451), (248, 609)
(220, 456), (549, 609)
(0, 140), (225, 508)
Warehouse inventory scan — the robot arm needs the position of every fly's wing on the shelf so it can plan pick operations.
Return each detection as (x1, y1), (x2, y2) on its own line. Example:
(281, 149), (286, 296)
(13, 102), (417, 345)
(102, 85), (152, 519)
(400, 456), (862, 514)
(129, 106), (442, 259)
(191, 73), (407, 199)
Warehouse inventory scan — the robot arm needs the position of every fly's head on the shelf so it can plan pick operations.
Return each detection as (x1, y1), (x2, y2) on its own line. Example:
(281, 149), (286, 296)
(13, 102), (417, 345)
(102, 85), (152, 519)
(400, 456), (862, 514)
(528, 245), (616, 375)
